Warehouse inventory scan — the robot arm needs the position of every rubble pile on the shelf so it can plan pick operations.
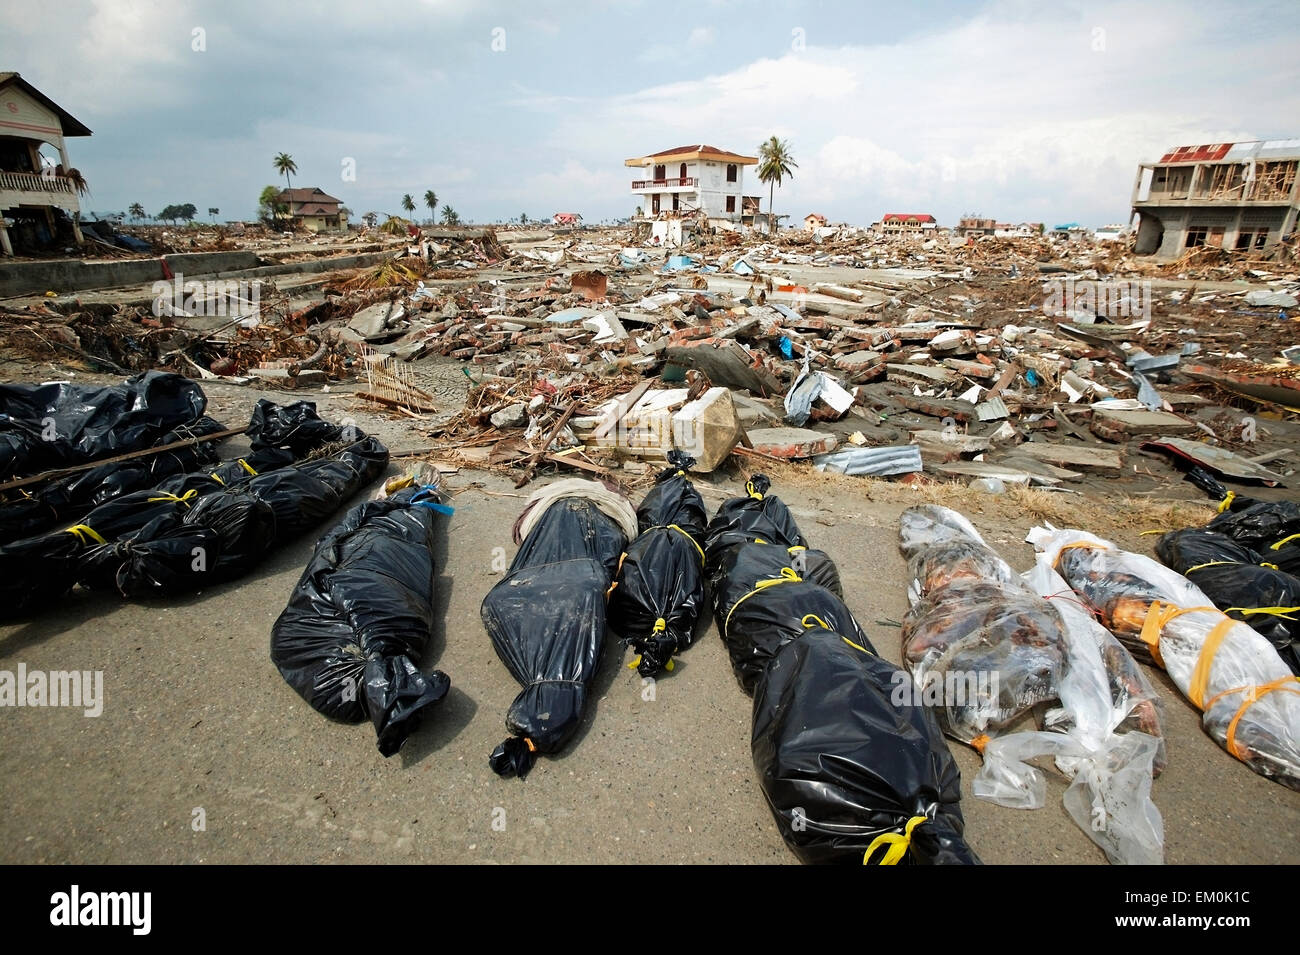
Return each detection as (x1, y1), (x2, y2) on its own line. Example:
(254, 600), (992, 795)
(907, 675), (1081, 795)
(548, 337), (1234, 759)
(3, 223), (1297, 495)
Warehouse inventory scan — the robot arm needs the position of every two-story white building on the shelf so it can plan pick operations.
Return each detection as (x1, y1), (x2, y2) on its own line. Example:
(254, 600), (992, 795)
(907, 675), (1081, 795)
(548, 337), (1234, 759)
(625, 144), (758, 229)
(0, 72), (91, 256)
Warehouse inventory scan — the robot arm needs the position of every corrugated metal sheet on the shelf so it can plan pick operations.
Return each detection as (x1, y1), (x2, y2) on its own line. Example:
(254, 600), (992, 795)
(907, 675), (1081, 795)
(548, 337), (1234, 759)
(811, 445), (922, 477)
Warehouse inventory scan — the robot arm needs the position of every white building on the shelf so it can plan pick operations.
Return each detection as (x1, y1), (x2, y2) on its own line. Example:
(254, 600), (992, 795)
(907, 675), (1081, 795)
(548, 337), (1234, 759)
(625, 144), (758, 228)
(0, 72), (91, 256)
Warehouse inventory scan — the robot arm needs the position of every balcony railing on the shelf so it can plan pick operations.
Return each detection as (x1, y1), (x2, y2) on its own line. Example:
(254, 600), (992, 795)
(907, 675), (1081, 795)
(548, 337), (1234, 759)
(0, 171), (76, 194)
(631, 177), (697, 189)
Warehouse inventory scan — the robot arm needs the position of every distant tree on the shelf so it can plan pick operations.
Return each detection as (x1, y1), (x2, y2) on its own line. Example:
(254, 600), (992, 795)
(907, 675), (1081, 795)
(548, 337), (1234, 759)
(178, 203), (198, 222)
(258, 186), (286, 225)
(423, 190), (438, 224)
(519, 212), (527, 225)
(208, 207), (219, 222)
(440, 206), (460, 226)
(128, 203), (146, 222)
(401, 194), (416, 216)
(273, 153), (297, 191)
(157, 205), (178, 224)
(756, 136), (797, 232)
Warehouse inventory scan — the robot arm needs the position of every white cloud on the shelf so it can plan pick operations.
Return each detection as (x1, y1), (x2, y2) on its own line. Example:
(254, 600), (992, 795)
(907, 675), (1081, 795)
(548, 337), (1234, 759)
(688, 27), (716, 47)
(525, 0), (1300, 224)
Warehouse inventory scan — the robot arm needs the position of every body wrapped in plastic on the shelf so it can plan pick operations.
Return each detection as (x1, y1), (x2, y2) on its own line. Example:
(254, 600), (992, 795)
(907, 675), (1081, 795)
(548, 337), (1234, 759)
(752, 626), (980, 865)
(271, 485), (451, 757)
(607, 454), (708, 677)
(481, 485), (633, 778)
(1032, 525), (1300, 791)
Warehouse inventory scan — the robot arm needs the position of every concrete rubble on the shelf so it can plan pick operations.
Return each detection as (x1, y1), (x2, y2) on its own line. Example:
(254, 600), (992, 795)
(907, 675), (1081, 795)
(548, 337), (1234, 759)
(2, 221), (1298, 494)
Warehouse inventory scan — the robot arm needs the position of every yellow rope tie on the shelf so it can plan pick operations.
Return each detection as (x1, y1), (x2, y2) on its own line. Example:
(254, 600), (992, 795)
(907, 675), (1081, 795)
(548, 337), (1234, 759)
(1202, 676), (1300, 760)
(146, 489), (197, 506)
(1260, 562), (1280, 571)
(841, 635), (872, 655)
(1138, 601), (1219, 670)
(1184, 560), (1239, 573)
(863, 815), (929, 865)
(1138, 529), (1166, 536)
(1271, 534), (1300, 551)
(1223, 605), (1300, 621)
(238, 458), (258, 476)
(665, 525), (704, 563)
(724, 567), (802, 637)
(1188, 617), (1237, 709)
(64, 523), (106, 545)
(1217, 491), (1236, 513)
(628, 619), (677, 671)
(745, 480), (764, 500)
(801, 613), (830, 630)
(209, 472), (226, 486)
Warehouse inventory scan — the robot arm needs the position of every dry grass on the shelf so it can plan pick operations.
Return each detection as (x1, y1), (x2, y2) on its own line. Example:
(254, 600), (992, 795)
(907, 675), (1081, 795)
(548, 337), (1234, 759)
(722, 457), (1215, 535)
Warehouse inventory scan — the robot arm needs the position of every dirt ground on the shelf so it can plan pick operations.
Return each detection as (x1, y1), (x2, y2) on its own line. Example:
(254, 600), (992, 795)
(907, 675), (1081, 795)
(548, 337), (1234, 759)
(0, 375), (1296, 865)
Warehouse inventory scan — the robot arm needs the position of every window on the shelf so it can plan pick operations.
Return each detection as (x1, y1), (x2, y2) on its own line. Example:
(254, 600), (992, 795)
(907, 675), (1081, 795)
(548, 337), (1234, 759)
(1236, 228), (1258, 250)
(679, 163), (687, 181)
(672, 193), (679, 211)
(726, 164), (737, 182)
(726, 195), (736, 212)
(653, 164), (665, 180)
(652, 195), (660, 214)
(1185, 226), (1208, 248)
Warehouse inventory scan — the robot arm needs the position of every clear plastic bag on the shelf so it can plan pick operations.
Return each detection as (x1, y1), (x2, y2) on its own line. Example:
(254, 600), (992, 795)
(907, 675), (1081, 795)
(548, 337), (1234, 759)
(1029, 525), (1300, 791)
(974, 560), (1165, 865)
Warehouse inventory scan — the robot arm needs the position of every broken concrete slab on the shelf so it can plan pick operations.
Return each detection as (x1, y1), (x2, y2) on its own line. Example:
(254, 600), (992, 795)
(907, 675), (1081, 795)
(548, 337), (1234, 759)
(887, 363), (959, 387)
(490, 403), (529, 429)
(1017, 442), (1124, 472)
(1090, 406), (1198, 442)
(664, 338), (782, 396)
(933, 459), (1064, 487)
(746, 427), (838, 459)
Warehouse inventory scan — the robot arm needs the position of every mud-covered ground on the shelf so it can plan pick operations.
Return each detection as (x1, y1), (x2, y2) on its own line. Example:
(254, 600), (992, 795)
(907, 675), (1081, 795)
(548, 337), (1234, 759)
(0, 375), (1296, 865)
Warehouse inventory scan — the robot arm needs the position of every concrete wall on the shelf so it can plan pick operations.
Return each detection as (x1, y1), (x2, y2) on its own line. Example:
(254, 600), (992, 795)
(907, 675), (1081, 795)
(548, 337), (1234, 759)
(1133, 205), (1292, 257)
(0, 251), (263, 298)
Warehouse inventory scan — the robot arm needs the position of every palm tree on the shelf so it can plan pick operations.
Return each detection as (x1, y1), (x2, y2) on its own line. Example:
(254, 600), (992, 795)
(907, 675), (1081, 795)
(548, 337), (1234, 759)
(128, 202), (145, 223)
(423, 190), (438, 224)
(273, 153), (297, 193)
(519, 213), (527, 225)
(440, 206), (459, 226)
(756, 136), (797, 233)
(401, 194), (416, 217)
(208, 207), (219, 222)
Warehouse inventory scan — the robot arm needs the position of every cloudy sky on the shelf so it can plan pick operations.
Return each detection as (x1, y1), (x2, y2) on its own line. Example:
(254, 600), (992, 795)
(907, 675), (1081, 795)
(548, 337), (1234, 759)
(4, 0), (1298, 227)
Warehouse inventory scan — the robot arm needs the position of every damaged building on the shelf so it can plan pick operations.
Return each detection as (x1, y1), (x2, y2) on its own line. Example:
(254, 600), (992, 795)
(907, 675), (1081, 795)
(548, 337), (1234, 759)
(626, 144), (760, 230)
(1132, 140), (1300, 257)
(0, 72), (91, 256)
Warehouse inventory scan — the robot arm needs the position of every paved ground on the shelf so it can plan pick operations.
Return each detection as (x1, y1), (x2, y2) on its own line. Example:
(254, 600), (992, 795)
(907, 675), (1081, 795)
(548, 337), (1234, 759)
(0, 380), (1296, 864)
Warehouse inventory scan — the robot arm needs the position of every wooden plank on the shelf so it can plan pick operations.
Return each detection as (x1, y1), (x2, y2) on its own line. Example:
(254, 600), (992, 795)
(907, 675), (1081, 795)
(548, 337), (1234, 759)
(514, 402), (578, 488)
(356, 391), (438, 414)
(589, 379), (654, 439)
(0, 426), (247, 495)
